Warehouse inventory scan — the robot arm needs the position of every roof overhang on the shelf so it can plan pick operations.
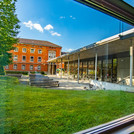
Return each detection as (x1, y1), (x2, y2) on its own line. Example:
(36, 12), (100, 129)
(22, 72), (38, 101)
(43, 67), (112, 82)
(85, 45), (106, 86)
(47, 28), (134, 63)
(75, 0), (134, 26)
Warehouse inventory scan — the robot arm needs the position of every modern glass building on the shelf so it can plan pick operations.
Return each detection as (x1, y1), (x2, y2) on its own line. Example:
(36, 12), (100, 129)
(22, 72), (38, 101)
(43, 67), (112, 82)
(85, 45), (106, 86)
(48, 28), (134, 90)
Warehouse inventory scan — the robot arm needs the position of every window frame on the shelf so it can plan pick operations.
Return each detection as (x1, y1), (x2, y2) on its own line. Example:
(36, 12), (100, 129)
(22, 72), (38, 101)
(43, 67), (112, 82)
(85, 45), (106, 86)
(30, 56), (34, 62)
(14, 55), (18, 61)
(37, 65), (41, 70)
(5, 65), (9, 69)
(38, 49), (42, 54)
(30, 48), (35, 53)
(38, 57), (42, 62)
(22, 48), (27, 53)
(22, 65), (25, 70)
(13, 64), (17, 69)
(30, 65), (33, 70)
(48, 51), (56, 59)
(14, 47), (18, 52)
(22, 56), (26, 61)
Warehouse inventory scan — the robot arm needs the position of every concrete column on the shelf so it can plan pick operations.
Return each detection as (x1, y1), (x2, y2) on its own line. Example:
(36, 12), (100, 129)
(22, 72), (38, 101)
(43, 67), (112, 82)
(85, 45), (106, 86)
(95, 53), (98, 80)
(101, 57), (103, 81)
(60, 59), (62, 78)
(67, 57), (69, 80)
(78, 54), (80, 83)
(55, 61), (57, 75)
(111, 58), (113, 83)
(52, 63), (54, 75)
(48, 63), (50, 75)
(87, 61), (88, 76)
(130, 46), (133, 86)
(55, 63), (57, 75)
(82, 62), (83, 78)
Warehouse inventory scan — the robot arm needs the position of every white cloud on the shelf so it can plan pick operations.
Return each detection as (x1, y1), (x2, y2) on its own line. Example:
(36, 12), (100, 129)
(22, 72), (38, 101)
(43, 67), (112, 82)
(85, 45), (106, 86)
(50, 31), (61, 36)
(70, 15), (76, 20)
(23, 21), (43, 32)
(23, 21), (33, 29)
(33, 23), (43, 32)
(65, 48), (74, 52)
(23, 21), (61, 36)
(60, 16), (66, 19)
(44, 24), (54, 31)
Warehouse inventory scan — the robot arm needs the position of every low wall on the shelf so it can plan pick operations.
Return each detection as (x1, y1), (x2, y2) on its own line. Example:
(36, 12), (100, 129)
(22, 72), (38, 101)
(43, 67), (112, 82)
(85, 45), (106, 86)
(90, 80), (134, 92)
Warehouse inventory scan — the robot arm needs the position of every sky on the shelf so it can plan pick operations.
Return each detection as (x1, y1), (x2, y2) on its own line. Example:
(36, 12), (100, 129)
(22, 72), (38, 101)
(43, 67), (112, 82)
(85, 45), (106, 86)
(16, 0), (134, 52)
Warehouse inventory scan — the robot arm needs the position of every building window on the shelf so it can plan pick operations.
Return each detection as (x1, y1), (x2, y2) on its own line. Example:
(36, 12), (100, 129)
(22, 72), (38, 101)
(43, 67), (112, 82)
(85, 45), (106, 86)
(30, 65), (33, 70)
(14, 47), (18, 52)
(13, 64), (17, 69)
(38, 57), (41, 62)
(14, 55), (18, 61)
(38, 65), (41, 70)
(5, 65), (9, 69)
(22, 48), (26, 53)
(30, 56), (34, 62)
(48, 51), (56, 59)
(30, 49), (34, 53)
(22, 56), (26, 61)
(22, 65), (25, 70)
(38, 49), (42, 54)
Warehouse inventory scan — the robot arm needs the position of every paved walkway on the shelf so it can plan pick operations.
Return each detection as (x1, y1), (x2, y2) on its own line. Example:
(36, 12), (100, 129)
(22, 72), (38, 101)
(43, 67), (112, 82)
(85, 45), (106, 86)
(19, 74), (90, 90)
(47, 75), (90, 90)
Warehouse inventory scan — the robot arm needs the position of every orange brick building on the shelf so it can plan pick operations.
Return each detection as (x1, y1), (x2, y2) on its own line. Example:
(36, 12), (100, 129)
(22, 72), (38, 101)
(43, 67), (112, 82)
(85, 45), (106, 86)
(5, 38), (62, 73)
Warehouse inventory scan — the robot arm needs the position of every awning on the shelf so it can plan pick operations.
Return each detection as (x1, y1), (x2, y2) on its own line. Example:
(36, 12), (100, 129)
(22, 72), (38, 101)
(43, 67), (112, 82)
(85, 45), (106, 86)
(75, 0), (134, 26)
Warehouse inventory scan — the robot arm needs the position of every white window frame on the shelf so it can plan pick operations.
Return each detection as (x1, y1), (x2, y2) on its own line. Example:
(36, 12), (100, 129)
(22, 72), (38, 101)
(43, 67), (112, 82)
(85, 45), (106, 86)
(30, 65), (33, 70)
(22, 56), (26, 61)
(48, 51), (56, 59)
(38, 49), (42, 54)
(14, 55), (18, 61)
(30, 48), (35, 53)
(22, 48), (27, 53)
(38, 57), (42, 62)
(13, 64), (17, 69)
(22, 65), (25, 70)
(14, 47), (18, 52)
(37, 65), (41, 70)
(30, 56), (34, 62)
(5, 65), (9, 69)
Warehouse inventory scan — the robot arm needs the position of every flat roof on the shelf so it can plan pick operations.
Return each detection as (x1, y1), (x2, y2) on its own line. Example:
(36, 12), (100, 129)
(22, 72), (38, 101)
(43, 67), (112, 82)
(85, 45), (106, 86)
(48, 28), (134, 63)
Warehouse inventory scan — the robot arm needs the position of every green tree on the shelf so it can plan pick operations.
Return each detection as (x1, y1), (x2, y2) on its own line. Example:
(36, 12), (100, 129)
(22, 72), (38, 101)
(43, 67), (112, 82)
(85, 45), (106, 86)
(0, 0), (20, 75)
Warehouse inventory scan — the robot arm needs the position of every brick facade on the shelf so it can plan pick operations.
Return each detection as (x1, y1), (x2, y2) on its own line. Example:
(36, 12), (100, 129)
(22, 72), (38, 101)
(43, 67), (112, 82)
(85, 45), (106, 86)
(5, 38), (62, 73)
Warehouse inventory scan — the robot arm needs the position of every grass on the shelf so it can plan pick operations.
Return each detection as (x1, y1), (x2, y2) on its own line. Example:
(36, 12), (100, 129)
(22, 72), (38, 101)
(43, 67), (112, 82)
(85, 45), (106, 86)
(0, 76), (134, 134)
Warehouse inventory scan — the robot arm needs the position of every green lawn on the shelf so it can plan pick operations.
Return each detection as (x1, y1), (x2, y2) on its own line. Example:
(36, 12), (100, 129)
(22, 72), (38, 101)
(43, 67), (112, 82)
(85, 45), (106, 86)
(0, 76), (134, 134)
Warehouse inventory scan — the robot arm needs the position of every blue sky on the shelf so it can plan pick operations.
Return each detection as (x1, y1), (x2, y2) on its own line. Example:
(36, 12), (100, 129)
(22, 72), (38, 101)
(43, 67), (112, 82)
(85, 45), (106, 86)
(16, 0), (134, 52)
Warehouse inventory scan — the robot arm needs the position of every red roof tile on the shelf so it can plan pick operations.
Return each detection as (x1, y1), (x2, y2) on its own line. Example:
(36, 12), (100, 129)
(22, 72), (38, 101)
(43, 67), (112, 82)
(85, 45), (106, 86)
(18, 38), (62, 48)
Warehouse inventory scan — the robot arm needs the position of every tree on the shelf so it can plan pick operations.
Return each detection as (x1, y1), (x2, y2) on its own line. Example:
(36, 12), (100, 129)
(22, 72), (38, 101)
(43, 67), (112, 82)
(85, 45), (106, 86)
(0, 0), (20, 75)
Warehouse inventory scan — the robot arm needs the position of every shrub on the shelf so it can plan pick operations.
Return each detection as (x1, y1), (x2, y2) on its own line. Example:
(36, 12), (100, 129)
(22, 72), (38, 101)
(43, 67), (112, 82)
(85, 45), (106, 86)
(6, 71), (28, 75)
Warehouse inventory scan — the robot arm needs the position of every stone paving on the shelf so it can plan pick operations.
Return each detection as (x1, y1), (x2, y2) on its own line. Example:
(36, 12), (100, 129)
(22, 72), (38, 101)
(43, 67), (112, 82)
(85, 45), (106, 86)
(19, 75), (90, 90)
(47, 75), (90, 90)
